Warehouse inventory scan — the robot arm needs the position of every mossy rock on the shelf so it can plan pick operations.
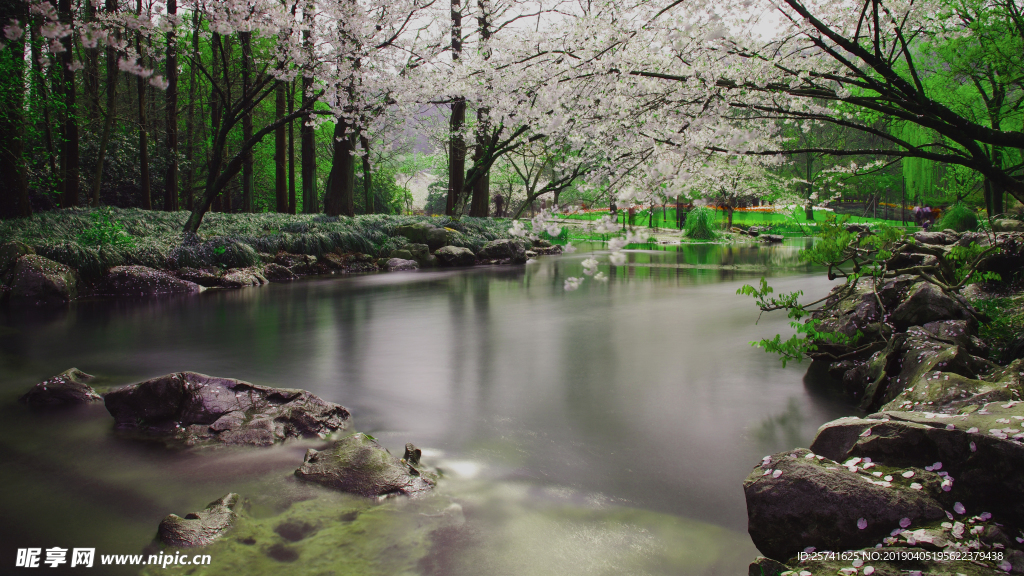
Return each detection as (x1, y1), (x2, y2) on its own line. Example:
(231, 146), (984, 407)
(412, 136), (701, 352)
(295, 433), (437, 498)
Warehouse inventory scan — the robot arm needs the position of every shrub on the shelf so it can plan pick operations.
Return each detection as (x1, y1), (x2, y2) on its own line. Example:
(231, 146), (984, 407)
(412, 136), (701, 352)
(933, 204), (979, 232)
(683, 206), (719, 240)
(77, 209), (136, 247)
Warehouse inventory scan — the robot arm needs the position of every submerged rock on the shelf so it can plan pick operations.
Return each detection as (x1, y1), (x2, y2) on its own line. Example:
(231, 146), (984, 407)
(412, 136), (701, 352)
(295, 433), (437, 498)
(6, 254), (79, 304)
(434, 246), (476, 267)
(158, 493), (242, 547)
(94, 265), (202, 297)
(104, 372), (350, 446)
(19, 368), (101, 406)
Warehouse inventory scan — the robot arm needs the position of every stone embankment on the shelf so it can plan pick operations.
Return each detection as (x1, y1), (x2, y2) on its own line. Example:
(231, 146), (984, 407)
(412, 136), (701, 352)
(0, 220), (560, 305)
(747, 230), (1024, 576)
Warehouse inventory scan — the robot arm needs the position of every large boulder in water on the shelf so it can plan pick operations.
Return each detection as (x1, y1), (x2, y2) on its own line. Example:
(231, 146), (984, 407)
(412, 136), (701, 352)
(744, 448), (946, 561)
(5, 254), (78, 304)
(434, 246), (476, 267)
(104, 372), (350, 447)
(262, 263), (298, 281)
(173, 267), (225, 288)
(384, 258), (418, 271)
(158, 493), (242, 547)
(477, 239), (526, 263)
(295, 433), (437, 498)
(19, 368), (101, 406)
(94, 265), (202, 297)
(220, 267), (268, 288)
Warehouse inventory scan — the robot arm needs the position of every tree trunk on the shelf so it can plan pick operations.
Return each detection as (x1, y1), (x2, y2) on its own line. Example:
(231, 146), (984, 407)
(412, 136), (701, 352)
(275, 81), (287, 212)
(91, 8), (118, 207)
(300, 11), (317, 214)
(183, 10), (199, 211)
(0, 0), (29, 218)
(59, 0), (80, 208)
(360, 133), (372, 213)
(164, 0), (179, 211)
(240, 32), (253, 213)
(30, 20), (58, 180)
(83, 0), (99, 124)
(804, 153), (814, 221)
(136, 6), (151, 211)
(324, 119), (355, 217)
(288, 81), (296, 214)
(446, 0), (465, 216)
(468, 0), (491, 217)
(210, 32), (222, 213)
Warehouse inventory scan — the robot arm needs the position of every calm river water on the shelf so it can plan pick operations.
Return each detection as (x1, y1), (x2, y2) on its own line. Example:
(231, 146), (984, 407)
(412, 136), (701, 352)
(0, 241), (850, 575)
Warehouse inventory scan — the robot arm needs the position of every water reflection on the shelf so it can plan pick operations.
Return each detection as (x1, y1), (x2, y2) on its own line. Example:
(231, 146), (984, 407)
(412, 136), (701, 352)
(0, 240), (847, 575)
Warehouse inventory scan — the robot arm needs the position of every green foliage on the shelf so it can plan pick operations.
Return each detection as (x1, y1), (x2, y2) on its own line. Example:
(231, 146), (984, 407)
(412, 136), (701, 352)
(736, 277), (861, 367)
(682, 206), (719, 240)
(973, 294), (1024, 362)
(946, 242), (1001, 286)
(933, 204), (979, 232)
(77, 209), (136, 248)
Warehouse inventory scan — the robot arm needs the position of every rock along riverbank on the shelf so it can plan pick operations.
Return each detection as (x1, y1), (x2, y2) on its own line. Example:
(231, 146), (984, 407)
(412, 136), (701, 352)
(746, 229), (1024, 576)
(0, 210), (563, 306)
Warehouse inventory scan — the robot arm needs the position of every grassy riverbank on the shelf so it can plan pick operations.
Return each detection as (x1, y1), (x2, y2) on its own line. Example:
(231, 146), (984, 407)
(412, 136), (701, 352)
(0, 208), (514, 279)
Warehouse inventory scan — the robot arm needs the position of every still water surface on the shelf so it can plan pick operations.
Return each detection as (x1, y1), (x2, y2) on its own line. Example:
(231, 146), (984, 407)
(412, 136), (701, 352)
(0, 241), (849, 575)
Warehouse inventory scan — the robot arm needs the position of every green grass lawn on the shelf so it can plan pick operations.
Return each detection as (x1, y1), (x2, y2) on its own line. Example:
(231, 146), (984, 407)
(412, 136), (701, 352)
(557, 207), (918, 237)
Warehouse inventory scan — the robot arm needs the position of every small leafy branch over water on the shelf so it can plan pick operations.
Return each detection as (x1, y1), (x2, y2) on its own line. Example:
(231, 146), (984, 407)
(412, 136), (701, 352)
(738, 215), (1003, 366)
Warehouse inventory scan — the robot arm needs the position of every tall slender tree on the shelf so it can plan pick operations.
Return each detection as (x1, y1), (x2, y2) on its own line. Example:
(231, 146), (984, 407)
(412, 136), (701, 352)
(58, 0), (80, 208)
(136, 0), (151, 210)
(91, 0), (118, 207)
(164, 0), (179, 211)
(275, 80), (288, 212)
(0, 0), (30, 218)
(446, 0), (466, 215)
